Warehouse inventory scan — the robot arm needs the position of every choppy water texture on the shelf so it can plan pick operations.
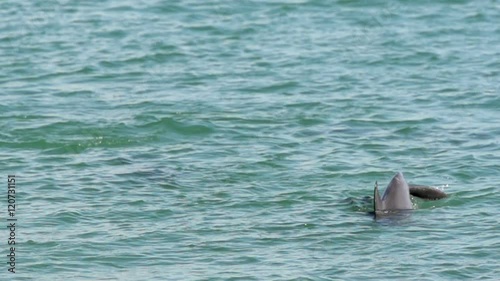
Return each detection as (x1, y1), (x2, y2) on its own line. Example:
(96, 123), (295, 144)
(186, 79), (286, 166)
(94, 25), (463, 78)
(1, 0), (500, 280)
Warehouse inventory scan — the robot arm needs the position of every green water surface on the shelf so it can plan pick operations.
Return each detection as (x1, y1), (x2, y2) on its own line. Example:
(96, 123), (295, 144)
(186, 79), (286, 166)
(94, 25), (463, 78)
(1, 0), (499, 280)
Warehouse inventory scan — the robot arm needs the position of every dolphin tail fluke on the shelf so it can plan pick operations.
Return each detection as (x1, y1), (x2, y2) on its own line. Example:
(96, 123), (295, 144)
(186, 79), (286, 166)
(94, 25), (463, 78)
(409, 184), (448, 200)
(374, 181), (383, 213)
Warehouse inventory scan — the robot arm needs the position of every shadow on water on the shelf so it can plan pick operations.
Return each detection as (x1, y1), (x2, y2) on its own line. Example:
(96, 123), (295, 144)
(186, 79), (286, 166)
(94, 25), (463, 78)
(342, 195), (373, 213)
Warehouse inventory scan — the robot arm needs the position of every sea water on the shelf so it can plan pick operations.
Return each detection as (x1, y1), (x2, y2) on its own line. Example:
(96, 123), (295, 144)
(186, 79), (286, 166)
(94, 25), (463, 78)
(1, 0), (499, 280)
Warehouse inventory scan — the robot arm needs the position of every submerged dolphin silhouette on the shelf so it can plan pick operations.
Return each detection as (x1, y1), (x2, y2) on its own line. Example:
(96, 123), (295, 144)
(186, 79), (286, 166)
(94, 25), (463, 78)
(374, 172), (447, 217)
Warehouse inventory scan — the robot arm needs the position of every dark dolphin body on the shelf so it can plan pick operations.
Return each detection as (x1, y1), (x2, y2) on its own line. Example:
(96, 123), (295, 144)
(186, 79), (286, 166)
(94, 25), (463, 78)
(373, 172), (447, 218)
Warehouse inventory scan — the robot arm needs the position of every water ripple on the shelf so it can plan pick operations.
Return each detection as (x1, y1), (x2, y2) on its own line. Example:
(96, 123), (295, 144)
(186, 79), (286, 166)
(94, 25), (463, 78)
(2, 0), (500, 280)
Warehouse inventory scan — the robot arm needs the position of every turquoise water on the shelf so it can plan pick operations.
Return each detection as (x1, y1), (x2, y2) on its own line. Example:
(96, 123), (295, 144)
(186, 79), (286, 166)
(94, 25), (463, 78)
(2, 0), (500, 280)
